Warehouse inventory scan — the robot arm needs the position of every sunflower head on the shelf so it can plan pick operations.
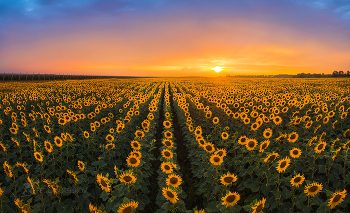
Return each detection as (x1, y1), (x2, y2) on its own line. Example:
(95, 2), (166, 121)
(290, 174), (305, 187)
(97, 173), (111, 192)
(166, 174), (182, 188)
(220, 173), (237, 186)
(210, 154), (223, 166)
(221, 132), (229, 140)
(78, 161), (85, 171)
(252, 197), (266, 213)
(221, 191), (240, 207)
(328, 189), (347, 209)
(130, 140), (141, 150)
(259, 140), (270, 153)
(162, 139), (174, 149)
(315, 141), (327, 153)
(304, 182), (323, 197)
(264, 152), (279, 163)
(117, 200), (139, 213)
(276, 157), (291, 173)
(245, 139), (258, 151)
(119, 171), (137, 185)
(161, 149), (173, 159)
(238, 136), (248, 145)
(290, 148), (302, 158)
(204, 142), (215, 153)
(160, 162), (173, 174)
(162, 187), (179, 204)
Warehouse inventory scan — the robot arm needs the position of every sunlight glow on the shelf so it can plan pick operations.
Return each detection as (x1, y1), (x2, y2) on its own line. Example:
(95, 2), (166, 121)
(211, 66), (224, 73)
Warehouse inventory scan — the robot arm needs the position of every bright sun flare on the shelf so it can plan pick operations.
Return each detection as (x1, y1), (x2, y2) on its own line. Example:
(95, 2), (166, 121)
(211, 66), (224, 73)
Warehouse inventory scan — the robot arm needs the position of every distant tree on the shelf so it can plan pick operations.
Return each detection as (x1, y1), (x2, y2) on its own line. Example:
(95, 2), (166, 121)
(339, 71), (344, 76)
(333, 71), (338, 77)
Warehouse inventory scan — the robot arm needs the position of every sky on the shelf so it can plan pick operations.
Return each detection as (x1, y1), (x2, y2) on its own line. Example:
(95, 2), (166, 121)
(1, 0), (350, 77)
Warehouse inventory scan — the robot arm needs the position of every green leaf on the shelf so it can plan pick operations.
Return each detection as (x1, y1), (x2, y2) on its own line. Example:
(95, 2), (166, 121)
(318, 165), (326, 173)
(316, 203), (328, 213)
(281, 187), (292, 199)
(100, 191), (109, 201)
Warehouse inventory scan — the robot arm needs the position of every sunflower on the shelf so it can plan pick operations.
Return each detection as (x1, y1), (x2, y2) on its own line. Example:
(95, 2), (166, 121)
(58, 118), (66, 125)
(332, 138), (340, 148)
(54, 136), (63, 147)
(194, 128), (202, 136)
(328, 189), (347, 209)
(162, 139), (174, 149)
(220, 173), (237, 186)
(0, 143), (6, 152)
(210, 154), (223, 166)
(304, 182), (322, 197)
(342, 141), (350, 149)
(243, 118), (250, 124)
(263, 128), (272, 139)
(221, 191), (240, 207)
(27, 176), (36, 195)
(273, 116), (282, 125)
(341, 112), (347, 119)
(135, 130), (145, 139)
(293, 117), (302, 125)
(44, 141), (53, 153)
(344, 129), (350, 138)
(164, 131), (173, 139)
(160, 162), (173, 174)
(119, 171), (137, 185)
(78, 160), (85, 171)
(4, 161), (13, 177)
(221, 132), (229, 140)
(305, 121), (313, 129)
(130, 140), (141, 150)
(290, 174), (305, 187)
(287, 132), (298, 143)
(9, 127), (17, 134)
(197, 137), (206, 147)
(252, 197), (266, 213)
(213, 117), (219, 124)
(16, 162), (29, 173)
(97, 173), (111, 192)
(332, 120), (338, 129)
(276, 157), (290, 173)
(264, 152), (279, 163)
(276, 133), (287, 142)
(162, 187), (179, 204)
(163, 120), (172, 129)
(67, 170), (79, 183)
(214, 149), (227, 158)
(238, 136), (248, 145)
(44, 125), (51, 133)
(194, 209), (205, 213)
(259, 140), (270, 153)
(117, 200), (139, 213)
(126, 155), (140, 167)
(130, 151), (142, 159)
(245, 139), (258, 151)
(315, 141), (327, 153)
(203, 142), (215, 153)
(166, 174), (182, 188)
(308, 136), (318, 147)
(290, 148), (302, 158)
(83, 131), (89, 139)
(105, 143), (115, 151)
(11, 138), (20, 147)
(34, 152), (43, 162)
(161, 149), (173, 159)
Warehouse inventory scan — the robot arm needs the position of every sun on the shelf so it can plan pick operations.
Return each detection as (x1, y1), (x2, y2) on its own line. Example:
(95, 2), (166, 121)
(211, 66), (224, 73)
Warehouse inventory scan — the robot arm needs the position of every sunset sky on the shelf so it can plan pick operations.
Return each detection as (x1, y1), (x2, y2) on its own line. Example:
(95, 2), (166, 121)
(1, 0), (350, 77)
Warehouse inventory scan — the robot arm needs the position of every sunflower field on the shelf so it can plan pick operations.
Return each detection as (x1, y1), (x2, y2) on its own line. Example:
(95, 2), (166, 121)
(0, 78), (350, 212)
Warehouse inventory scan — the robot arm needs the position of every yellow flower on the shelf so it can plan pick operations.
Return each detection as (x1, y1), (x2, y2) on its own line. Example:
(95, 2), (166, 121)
(117, 200), (139, 213)
(276, 157), (291, 173)
(97, 173), (111, 192)
(289, 148), (302, 158)
(119, 171), (137, 185)
(290, 174), (305, 187)
(252, 197), (266, 213)
(304, 182), (322, 197)
(166, 174), (182, 188)
(328, 189), (347, 209)
(220, 173), (237, 186)
(162, 187), (179, 204)
(210, 154), (223, 166)
(221, 191), (240, 207)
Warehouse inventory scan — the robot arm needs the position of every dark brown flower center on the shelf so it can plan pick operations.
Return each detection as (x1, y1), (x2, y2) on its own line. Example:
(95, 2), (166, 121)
(248, 141), (255, 148)
(101, 179), (107, 187)
(241, 138), (246, 143)
(224, 177), (233, 183)
(268, 155), (276, 162)
(130, 158), (137, 164)
(290, 134), (296, 140)
(318, 144), (324, 150)
(214, 157), (220, 162)
(123, 176), (132, 183)
(262, 143), (267, 150)
(280, 161), (287, 168)
(133, 143), (139, 148)
(165, 141), (171, 146)
(166, 191), (174, 198)
(294, 177), (301, 183)
(256, 204), (263, 212)
(293, 150), (299, 155)
(332, 194), (342, 203)
(122, 206), (132, 213)
(170, 177), (178, 184)
(217, 151), (223, 156)
(226, 195), (236, 203)
(309, 186), (318, 192)
(206, 145), (213, 151)
(164, 165), (170, 170)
